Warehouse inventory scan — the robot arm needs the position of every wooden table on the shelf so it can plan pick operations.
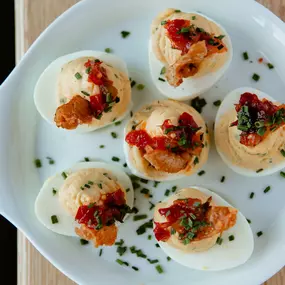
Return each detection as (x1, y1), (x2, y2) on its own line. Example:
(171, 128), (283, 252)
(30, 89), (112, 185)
(15, 0), (285, 284)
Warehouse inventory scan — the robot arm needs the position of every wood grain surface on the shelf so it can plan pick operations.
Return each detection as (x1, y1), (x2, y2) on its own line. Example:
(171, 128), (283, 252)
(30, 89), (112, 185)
(15, 0), (285, 284)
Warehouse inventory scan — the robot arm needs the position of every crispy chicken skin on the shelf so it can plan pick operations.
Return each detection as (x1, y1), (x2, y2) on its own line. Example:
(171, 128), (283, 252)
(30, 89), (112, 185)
(54, 95), (93, 130)
(166, 41), (208, 87)
(75, 224), (117, 247)
(144, 148), (188, 173)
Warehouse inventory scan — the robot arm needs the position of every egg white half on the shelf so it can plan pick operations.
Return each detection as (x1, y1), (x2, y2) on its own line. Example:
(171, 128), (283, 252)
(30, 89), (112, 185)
(35, 161), (134, 236)
(155, 186), (254, 271)
(214, 87), (285, 177)
(149, 12), (233, 101)
(34, 50), (132, 133)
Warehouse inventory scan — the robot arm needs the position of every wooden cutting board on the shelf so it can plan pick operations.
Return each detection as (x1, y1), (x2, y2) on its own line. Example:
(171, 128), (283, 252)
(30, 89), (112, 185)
(15, 0), (285, 284)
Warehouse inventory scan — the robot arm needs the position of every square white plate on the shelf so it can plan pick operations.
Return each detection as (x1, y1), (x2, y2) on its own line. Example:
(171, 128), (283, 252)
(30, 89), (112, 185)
(0, 0), (285, 284)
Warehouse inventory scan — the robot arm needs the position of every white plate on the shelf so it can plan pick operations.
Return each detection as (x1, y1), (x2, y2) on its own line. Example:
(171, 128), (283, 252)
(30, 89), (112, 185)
(0, 0), (285, 284)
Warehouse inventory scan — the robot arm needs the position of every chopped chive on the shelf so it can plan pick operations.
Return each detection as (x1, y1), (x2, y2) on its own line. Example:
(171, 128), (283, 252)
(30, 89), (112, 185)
(213, 100), (221, 107)
(121, 31), (130, 38)
(165, 189), (170, 196)
(140, 188), (150, 194)
(158, 77), (165, 82)
(267, 63), (274, 69)
(81, 90), (90, 96)
(228, 235), (235, 241)
(249, 192), (255, 199)
(52, 188), (57, 195)
(192, 16), (196, 20)
(147, 259), (159, 264)
(170, 228), (176, 235)
(123, 163), (127, 167)
(117, 246), (127, 256)
(149, 201), (155, 210)
(140, 178), (148, 184)
(34, 159), (42, 168)
(51, 215), (58, 224)
(133, 214), (148, 221)
(115, 239), (124, 246)
(148, 235), (152, 240)
(99, 145), (105, 148)
(171, 186), (177, 192)
(105, 48), (112, 53)
(252, 73), (260, 82)
(84, 157), (90, 162)
(155, 265), (164, 274)
(280, 149), (285, 157)
(126, 188), (130, 192)
(46, 157), (55, 165)
(132, 182), (140, 190)
(99, 249), (103, 256)
(111, 132), (117, 138)
(131, 80), (136, 88)
(160, 67), (166, 75)
(84, 184), (91, 189)
(74, 72), (82, 79)
(161, 20), (167, 25)
(61, 172), (68, 179)
(114, 121), (121, 126)
(180, 27), (190, 33)
(198, 170), (205, 176)
(220, 176), (225, 183)
(85, 66), (91, 74)
(243, 52), (249, 60)
(136, 220), (153, 235)
(80, 186), (84, 190)
(194, 156), (199, 165)
(216, 237), (223, 245)
(116, 259), (129, 266)
(155, 243), (159, 248)
(263, 186), (271, 193)
(247, 219), (251, 224)
(256, 168), (263, 173)
(130, 246), (137, 253)
(97, 183), (102, 189)
(174, 9), (181, 12)
(137, 84), (145, 90)
(257, 231), (263, 237)
(167, 257), (171, 261)
(153, 181), (160, 187)
(112, 156), (120, 162)
(80, 239), (89, 245)
(280, 171), (285, 178)
(132, 266), (139, 271)
(191, 97), (207, 113)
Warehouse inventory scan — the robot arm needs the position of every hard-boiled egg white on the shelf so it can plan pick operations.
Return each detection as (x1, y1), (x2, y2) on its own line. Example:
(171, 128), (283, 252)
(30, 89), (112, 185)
(154, 186), (254, 271)
(35, 161), (134, 236)
(214, 87), (285, 177)
(149, 12), (233, 101)
(34, 50), (132, 133)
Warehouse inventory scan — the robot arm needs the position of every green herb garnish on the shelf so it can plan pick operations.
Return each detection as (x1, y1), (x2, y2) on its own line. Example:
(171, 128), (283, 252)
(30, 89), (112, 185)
(194, 156), (199, 165)
(213, 100), (221, 107)
(280, 149), (285, 157)
(252, 73), (260, 82)
(249, 192), (255, 199)
(257, 231), (263, 237)
(256, 168), (263, 173)
(99, 249), (103, 256)
(192, 16), (196, 20)
(34, 159), (42, 168)
(140, 178), (148, 184)
(198, 170), (205, 176)
(61, 172), (68, 179)
(51, 215), (58, 224)
(165, 189), (170, 196)
(112, 156), (120, 162)
(133, 214), (148, 221)
(160, 67), (166, 75)
(105, 48), (112, 53)
(99, 145), (105, 149)
(267, 63), (274, 69)
(158, 77), (166, 82)
(280, 171), (285, 178)
(121, 31), (130, 38)
(132, 266), (139, 271)
(84, 157), (90, 162)
(74, 72), (82, 79)
(80, 239), (89, 245)
(228, 235), (235, 241)
(191, 97), (207, 113)
(243, 52), (249, 60)
(147, 259), (159, 264)
(175, 9), (181, 12)
(216, 237), (223, 245)
(81, 90), (90, 96)
(137, 84), (145, 90)
(263, 186), (271, 193)
(161, 20), (167, 25)
(220, 176), (225, 183)
(247, 219), (251, 224)
(111, 132), (117, 138)
(52, 188), (57, 195)
(116, 259), (129, 266)
(114, 121), (121, 126)
(155, 265), (164, 274)
(117, 246), (127, 256)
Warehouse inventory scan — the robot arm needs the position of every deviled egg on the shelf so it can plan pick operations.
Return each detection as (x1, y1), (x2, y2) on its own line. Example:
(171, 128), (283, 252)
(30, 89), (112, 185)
(153, 186), (254, 271)
(124, 100), (209, 181)
(34, 50), (131, 132)
(215, 87), (285, 176)
(35, 162), (134, 247)
(149, 8), (233, 101)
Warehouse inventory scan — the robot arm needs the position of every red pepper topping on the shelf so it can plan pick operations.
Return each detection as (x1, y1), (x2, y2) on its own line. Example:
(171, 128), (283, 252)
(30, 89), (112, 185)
(164, 19), (226, 55)
(84, 60), (112, 86)
(75, 189), (131, 230)
(231, 92), (285, 147)
(125, 112), (203, 154)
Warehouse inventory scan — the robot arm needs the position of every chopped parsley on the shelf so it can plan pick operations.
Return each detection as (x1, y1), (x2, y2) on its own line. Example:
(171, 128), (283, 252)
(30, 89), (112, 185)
(80, 239), (89, 245)
(191, 97), (207, 113)
(34, 159), (42, 168)
(51, 215), (58, 224)
(121, 31), (130, 38)
(74, 72), (82, 79)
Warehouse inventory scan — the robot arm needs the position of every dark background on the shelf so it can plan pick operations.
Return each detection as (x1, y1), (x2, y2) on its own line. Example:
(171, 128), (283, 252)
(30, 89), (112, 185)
(1, 0), (17, 283)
